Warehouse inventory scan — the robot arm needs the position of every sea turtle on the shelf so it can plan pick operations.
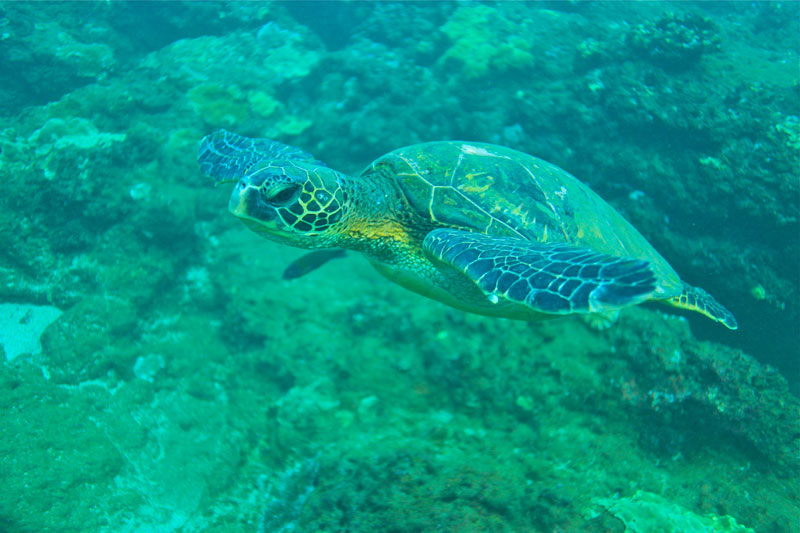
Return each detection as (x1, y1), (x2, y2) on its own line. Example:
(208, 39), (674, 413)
(198, 130), (737, 330)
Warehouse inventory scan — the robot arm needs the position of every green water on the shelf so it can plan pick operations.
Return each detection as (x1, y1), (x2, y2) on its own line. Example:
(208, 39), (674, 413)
(0, 2), (797, 531)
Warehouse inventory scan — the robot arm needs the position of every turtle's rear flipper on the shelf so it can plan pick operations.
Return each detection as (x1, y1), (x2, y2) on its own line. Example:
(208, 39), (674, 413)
(198, 130), (323, 183)
(667, 283), (738, 330)
(424, 228), (657, 315)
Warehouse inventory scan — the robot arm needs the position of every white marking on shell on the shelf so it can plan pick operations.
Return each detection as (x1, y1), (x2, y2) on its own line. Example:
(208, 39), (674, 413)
(459, 144), (511, 159)
(460, 144), (493, 156)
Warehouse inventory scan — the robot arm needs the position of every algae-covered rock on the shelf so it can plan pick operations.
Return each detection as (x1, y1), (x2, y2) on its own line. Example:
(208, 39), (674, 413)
(248, 89), (281, 117)
(593, 490), (754, 532)
(277, 115), (312, 136)
(352, 2), (446, 64)
(188, 83), (250, 127)
(143, 24), (320, 91)
(627, 11), (721, 70)
(150, 26), (320, 132)
(27, 117), (126, 180)
(54, 41), (115, 79)
(262, 36), (320, 80)
(0, 363), (128, 531)
(773, 114), (800, 152)
(39, 295), (137, 384)
(0, 6), (120, 111)
(439, 4), (533, 78)
(575, 37), (610, 71)
(188, 82), (305, 133)
(99, 387), (243, 529)
(297, 431), (536, 532)
(28, 117), (122, 152)
(607, 311), (800, 475)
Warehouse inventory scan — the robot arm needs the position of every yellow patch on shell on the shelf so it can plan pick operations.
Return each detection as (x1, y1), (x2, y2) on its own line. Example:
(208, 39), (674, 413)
(459, 172), (495, 194)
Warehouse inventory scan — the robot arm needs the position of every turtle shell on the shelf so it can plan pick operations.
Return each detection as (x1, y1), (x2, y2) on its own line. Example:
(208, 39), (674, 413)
(363, 141), (682, 298)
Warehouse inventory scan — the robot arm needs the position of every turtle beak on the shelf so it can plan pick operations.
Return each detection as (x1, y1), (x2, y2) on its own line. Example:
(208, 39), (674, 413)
(229, 176), (277, 223)
(229, 178), (254, 217)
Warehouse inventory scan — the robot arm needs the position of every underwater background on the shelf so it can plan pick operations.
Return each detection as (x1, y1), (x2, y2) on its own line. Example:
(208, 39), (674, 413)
(0, 1), (798, 531)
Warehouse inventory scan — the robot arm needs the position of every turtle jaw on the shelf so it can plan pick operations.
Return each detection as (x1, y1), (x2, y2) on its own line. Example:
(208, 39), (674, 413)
(229, 178), (281, 234)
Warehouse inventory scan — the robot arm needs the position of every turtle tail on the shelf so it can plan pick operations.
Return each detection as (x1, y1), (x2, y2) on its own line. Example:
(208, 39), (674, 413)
(667, 282), (738, 330)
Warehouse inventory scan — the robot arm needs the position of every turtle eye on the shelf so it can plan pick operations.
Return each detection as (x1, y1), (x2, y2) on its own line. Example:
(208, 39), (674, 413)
(261, 183), (301, 206)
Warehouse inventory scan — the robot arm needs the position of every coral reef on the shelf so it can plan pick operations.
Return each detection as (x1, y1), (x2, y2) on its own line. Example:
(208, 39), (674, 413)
(0, 1), (797, 531)
(258, 456), (319, 533)
(606, 313), (800, 475)
(627, 11), (722, 70)
(439, 4), (534, 78)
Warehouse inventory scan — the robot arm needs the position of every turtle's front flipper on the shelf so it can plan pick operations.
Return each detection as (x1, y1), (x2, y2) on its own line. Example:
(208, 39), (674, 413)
(423, 228), (657, 315)
(667, 283), (738, 330)
(282, 249), (347, 281)
(198, 130), (323, 183)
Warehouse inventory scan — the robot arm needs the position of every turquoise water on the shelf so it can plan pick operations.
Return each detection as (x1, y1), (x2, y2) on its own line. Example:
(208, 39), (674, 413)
(0, 2), (798, 531)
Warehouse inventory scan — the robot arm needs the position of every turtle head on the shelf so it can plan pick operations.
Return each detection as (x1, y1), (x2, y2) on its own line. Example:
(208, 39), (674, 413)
(229, 161), (349, 248)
